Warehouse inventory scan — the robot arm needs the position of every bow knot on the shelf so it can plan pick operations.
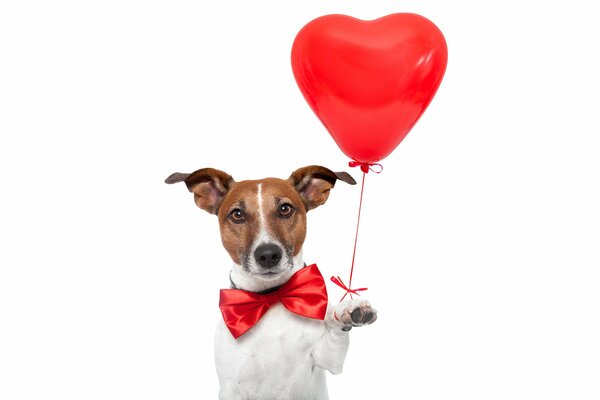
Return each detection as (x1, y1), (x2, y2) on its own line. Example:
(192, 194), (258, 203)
(348, 160), (383, 174)
(264, 292), (281, 306)
(330, 276), (368, 302)
(219, 264), (328, 338)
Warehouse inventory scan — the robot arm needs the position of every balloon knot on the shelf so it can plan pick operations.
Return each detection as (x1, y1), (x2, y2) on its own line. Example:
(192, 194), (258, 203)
(348, 160), (383, 174)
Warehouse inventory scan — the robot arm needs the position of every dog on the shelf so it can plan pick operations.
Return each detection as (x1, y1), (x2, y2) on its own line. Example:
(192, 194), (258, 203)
(166, 165), (377, 400)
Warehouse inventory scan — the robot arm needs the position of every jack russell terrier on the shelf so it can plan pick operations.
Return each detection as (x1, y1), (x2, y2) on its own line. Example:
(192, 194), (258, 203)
(166, 165), (377, 400)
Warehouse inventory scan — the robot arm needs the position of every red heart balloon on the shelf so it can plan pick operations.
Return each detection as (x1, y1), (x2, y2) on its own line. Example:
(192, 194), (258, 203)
(292, 13), (448, 163)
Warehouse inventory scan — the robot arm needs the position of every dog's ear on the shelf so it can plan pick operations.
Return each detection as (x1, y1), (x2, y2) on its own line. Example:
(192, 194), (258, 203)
(288, 165), (356, 211)
(165, 168), (235, 214)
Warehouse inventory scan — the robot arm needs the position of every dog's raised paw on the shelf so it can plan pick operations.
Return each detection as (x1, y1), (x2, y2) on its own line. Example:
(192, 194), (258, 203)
(334, 299), (378, 329)
(351, 306), (376, 325)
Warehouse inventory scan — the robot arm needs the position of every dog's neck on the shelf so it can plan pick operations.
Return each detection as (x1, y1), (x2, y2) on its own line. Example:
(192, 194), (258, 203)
(229, 251), (305, 292)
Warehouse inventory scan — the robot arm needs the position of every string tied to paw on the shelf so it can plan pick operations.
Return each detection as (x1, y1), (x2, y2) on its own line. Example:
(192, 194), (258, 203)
(330, 160), (383, 302)
(330, 276), (368, 302)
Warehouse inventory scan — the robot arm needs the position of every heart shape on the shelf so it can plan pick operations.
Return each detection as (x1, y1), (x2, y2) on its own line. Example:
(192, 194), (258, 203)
(292, 13), (448, 163)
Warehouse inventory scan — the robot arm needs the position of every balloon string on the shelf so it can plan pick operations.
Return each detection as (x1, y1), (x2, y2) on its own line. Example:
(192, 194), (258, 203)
(348, 170), (366, 300)
(331, 170), (368, 302)
(331, 161), (382, 302)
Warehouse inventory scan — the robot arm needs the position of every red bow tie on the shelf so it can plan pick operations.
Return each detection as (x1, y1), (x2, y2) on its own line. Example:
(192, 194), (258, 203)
(219, 264), (328, 339)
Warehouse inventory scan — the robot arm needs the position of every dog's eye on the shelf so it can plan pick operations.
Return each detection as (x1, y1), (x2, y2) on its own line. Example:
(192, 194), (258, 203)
(278, 203), (294, 218)
(229, 209), (245, 223)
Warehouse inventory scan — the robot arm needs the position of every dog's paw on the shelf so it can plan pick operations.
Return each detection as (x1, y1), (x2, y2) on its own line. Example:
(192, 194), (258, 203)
(333, 299), (377, 331)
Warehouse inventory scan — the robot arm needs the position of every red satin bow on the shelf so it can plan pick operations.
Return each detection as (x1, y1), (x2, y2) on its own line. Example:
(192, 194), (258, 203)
(219, 264), (328, 339)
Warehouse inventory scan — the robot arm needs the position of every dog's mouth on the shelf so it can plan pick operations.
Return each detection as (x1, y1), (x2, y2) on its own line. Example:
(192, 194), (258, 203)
(258, 270), (282, 277)
(255, 260), (294, 278)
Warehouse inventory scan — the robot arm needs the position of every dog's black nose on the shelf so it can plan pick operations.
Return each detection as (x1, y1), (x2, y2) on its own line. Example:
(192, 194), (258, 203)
(254, 243), (283, 268)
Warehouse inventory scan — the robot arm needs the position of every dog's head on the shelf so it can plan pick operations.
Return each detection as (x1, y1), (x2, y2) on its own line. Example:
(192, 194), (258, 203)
(166, 166), (355, 279)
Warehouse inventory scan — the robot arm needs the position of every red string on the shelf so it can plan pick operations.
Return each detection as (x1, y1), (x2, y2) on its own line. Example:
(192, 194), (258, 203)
(348, 160), (383, 174)
(330, 160), (382, 302)
(330, 276), (368, 302)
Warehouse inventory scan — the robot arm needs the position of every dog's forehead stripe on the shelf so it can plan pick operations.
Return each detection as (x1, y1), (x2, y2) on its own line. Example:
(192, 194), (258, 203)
(257, 183), (265, 229)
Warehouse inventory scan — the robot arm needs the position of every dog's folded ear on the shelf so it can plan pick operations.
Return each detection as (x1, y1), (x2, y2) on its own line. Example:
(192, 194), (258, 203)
(288, 165), (356, 211)
(165, 168), (235, 214)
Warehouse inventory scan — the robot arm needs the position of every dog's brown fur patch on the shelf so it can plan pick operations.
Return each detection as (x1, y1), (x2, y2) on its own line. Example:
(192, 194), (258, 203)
(261, 178), (307, 258)
(218, 178), (307, 265)
(288, 165), (356, 210)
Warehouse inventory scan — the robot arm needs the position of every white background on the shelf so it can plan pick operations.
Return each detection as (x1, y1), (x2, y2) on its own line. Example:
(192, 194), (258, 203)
(1, 1), (599, 399)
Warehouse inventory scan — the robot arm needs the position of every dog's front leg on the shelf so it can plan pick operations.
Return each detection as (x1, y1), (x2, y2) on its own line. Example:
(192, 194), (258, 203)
(311, 299), (377, 374)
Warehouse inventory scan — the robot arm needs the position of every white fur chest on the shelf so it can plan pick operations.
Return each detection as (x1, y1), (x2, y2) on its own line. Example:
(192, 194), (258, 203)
(214, 303), (330, 400)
